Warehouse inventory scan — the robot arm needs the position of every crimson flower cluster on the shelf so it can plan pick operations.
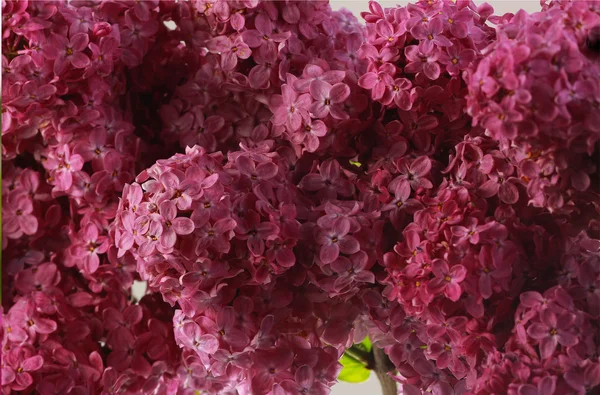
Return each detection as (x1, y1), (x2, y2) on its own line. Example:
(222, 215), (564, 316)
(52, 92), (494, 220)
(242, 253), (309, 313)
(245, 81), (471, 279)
(2, 0), (599, 394)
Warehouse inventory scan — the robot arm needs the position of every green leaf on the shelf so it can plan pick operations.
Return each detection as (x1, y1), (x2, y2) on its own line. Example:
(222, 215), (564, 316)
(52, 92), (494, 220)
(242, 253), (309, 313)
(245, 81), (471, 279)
(338, 353), (371, 383)
(361, 336), (372, 352)
(349, 160), (362, 167)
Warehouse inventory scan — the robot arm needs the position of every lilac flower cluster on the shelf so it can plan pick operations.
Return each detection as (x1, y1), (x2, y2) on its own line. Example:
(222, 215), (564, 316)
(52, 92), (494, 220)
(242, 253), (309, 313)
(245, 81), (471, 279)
(2, 0), (599, 394)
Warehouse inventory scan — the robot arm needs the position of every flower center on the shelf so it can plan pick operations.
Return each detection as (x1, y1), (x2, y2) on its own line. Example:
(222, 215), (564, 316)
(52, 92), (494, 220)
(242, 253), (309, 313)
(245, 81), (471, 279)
(451, 58), (458, 64)
(444, 275), (452, 282)
(66, 48), (73, 55)
(427, 34), (433, 40)
(550, 328), (557, 335)
(324, 99), (331, 105)
(331, 237), (338, 243)
(208, 230), (215, 236)
(16, 210), (23, 216)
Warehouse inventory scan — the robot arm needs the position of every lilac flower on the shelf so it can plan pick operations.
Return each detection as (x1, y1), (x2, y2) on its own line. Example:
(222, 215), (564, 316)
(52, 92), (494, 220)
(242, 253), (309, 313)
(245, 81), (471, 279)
(404, 45), (442, 80)
(73, 222), (109, 273)
(236, 210), (280, 256)
(241, 12), (290, 55)
(309, 80), (351, 119)
(2, 347), (43, 391)
(271, 84), (312, 131)
(3, 192), (38, 237)
(48, 33), (90, 74)
(396, 156), (434, 190)
(316, 220), (360, 264)
(299, 159), (355, 199)
(180, 322), (219, 355)
(331, 251), (375, 291)
(527, 310), (579, 359)
(152, 200), (195, 249)
(410, 18), (453, 52)
(427, 259), (467, 301)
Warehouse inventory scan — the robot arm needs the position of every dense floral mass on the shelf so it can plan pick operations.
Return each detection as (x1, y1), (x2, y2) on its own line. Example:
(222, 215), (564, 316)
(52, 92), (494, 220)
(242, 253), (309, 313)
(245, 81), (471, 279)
(1, 0), (599, 394)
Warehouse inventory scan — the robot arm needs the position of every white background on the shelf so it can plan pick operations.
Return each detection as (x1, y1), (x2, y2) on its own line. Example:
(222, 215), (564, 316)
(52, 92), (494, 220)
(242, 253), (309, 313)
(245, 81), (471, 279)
(325, 1), (542, 394)
(132, 1), (543, 394)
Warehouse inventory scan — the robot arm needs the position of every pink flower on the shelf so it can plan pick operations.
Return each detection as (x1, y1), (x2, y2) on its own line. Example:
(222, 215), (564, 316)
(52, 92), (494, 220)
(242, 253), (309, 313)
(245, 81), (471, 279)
(410, 18), (453, 52)
(271, 84), (312, 131)
(476, 244), (512, 299)
(48, 32), (90, 74)
(316, 220), (360, 264)
(137, 219), (163, 257)
(299, 159), (355, 199)
(43, 145), (84, 191)
(73, 222), (109, 273)
(151, 200), (195, 250)
(2, 347), (43, 391)
(241, 12), (290, 55)
(87, 36), (118, 76)
(527, 310), (579, 359)
(236, 155), (279, 183)
(480, 102), (524, 140)
(209, 35), (251, 70)
(3, 192), (38, 237)
(439, 45), (476, 75)
(291, 120), (327, 152)
(358, 66), (395, 101)
(12, 299), (57, 338)
(293, 64), (346, 94)
(404, 44), (442, 80)
(331, 251), (375, 291)
(427, 259), (467, 301)
(8, 81), (56, 108)
(236, 210), (280, 256)
(309, 80), (351, 119)
(396, 156), (434, 190)
(280, 365), (329, 395)
(195, 218), (237, 254)
(518, 376), (557, 395)
(179, 322), (219, 355)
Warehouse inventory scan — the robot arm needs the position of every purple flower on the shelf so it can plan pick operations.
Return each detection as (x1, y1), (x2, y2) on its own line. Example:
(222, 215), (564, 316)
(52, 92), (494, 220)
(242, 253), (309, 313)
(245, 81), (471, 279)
(309, 80), (351, 119)
(410, 18), (453, 52)
(299, 159), (355, 199)
(396, 156), (434, 190)
(48, 32), (90, 74)
(236, 210), (280, 256)
(180, 322), (219, 355)
(151, 200), (195, 250)
(3, 192), (38, 237)
(73, 222), (109, 273)
(358, 66), (395, 101)
(330, 251), (375, 291)
(271, 84), (312, 131)
(427, 259), (467, 301)
(527, 310), (579, 359)
(195, 218), (237, 254)
(280, 365), (329, 395)
(2, 347), (43, 391)
(404, 44), (442, 80)
(518, 376), (557, 395)
(8, 81), (56, 109)
(439, 45), (476, 75)
(241, 12), (290, 56)
(316, 219), (360, 264)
